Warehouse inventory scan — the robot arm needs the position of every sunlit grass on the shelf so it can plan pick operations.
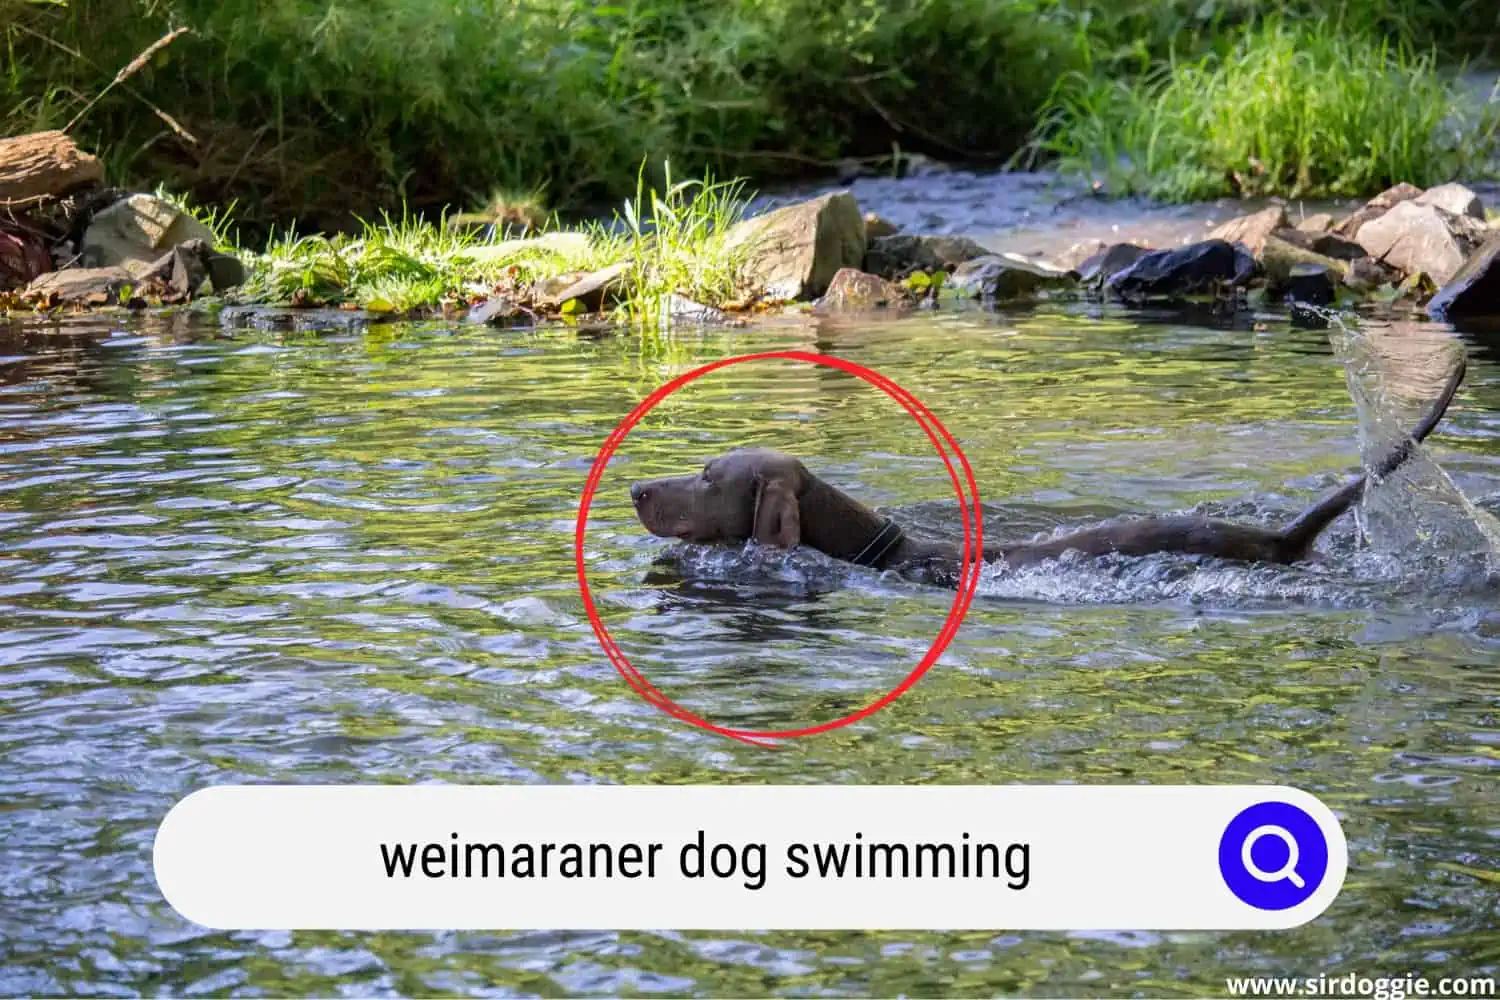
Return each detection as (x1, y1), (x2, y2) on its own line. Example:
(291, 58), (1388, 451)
(1032, 17), (1500, 201)
(228, 166), (754, 323)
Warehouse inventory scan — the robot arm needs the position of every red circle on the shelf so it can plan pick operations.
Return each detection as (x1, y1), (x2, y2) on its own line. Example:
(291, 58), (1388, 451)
(574, 351), (983, 746)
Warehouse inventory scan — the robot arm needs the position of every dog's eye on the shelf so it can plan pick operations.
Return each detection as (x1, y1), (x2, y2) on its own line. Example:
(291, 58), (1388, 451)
(701, 464), (713, 482)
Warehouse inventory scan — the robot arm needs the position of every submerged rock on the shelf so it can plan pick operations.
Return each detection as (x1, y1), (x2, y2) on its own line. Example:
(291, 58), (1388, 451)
(1208, 205), (1287, 256)
(81, 193), (219, 277)
(1427, 233), (1500, 321)
(1281, 263), (1336, 306)
(817, 267), (911, 310)
(665, 294), (726, 325)
(1104, 239), (1255, 299)
(23, 265), (133, 304)
(1415, 182), (1486, 221)
(863, 234), (988, 280)
(727, 191), (865, 301)
(1355, 201), (1473, 285)
(950, 253), (1075, 300)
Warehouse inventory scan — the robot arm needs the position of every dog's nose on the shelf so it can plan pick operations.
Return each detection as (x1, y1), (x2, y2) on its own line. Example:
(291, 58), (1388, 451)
(630, 482), (651, 507)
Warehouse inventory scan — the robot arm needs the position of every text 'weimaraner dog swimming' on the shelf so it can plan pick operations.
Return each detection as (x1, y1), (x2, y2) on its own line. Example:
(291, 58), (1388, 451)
(630, 357), (1466, 587)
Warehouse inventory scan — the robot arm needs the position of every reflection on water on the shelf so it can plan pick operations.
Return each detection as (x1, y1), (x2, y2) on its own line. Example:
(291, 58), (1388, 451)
(1, 305), (1499, 997)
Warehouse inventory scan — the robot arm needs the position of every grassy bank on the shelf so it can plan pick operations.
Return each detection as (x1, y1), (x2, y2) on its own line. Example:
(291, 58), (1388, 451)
(4, 0), (1500, 231)
(190, 168), (755, 324)
(1035, 17), (1500, 200)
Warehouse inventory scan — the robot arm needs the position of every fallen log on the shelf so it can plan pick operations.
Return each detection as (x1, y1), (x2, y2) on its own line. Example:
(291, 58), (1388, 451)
(0, 130), (103, 208)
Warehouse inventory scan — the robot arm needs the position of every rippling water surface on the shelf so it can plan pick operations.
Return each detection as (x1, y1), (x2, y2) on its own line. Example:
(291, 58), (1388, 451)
(2, 305), (1499, 997)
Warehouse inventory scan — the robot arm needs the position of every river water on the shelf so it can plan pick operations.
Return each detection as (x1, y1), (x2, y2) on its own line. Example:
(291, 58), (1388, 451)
(2, 298), (1499, 995)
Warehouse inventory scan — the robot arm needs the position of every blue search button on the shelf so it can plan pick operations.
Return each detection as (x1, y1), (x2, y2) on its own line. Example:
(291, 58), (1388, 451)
(1218, 800), (1329, 910)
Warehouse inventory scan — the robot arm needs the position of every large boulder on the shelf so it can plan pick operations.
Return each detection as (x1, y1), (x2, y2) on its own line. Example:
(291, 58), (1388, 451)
(863, 234), (989, 280)
(1427, 233), (1500, 321)
(1208, 205), (1287, 256)
(1354, 201), (1474, 285)
(727, 192), (865, 301)
(82, 193), (219, 277)
(1415, 182), (1485, 221)
(950, 253), (1075, 300)
(1104, 240), (1255, 299)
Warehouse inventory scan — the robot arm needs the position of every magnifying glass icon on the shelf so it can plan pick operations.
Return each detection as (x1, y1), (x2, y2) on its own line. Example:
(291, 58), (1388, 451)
(1241, 824), (1304, 888)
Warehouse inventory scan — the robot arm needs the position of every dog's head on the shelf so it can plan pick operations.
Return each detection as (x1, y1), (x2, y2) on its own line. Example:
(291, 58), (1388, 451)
(630, 447), (807, 548)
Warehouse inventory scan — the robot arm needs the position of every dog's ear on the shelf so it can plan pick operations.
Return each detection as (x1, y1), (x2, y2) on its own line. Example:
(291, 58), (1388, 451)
(751, 474), (801, 548)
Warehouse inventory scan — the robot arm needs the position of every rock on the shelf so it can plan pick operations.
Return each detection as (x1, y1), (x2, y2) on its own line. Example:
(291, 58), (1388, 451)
(817, 268), (911, 310)
(1104, 240), (1255, 299)
(1354, 201), (1472, 285)
(1054, 240), (1109, 272)
(205, 251), (246, 292)
(467, 295), (525, 325)
(1415, 182), (1485, 221)
(547, 261), (631, 311)
(1260, 232), (1347, 286)
(23, 265), (133, 304)
(1427, 233), (1500, 321)
(1345, 257), (1396, 295)
(0, 130), (104, 206)
(1269, 227), (1366, 261)
(533, 270), (587, 300)
(950, 253), (1075, 300)
(1334, 182), (1425, 237)
(141, 241), (207, 297)
(863, 234), (989, 280)
(1281, 263), (1337, 306)
(726, 191), (865, 301)
(1295, 213), (1335, 233)
(131, 238), (244, 298)
(1208, 205), (1288, 256)
(665, 294), (726, 325)
(81, 193), (219, 276)
(1076, 243), (1149, 285)
(863, 213), (900, 240)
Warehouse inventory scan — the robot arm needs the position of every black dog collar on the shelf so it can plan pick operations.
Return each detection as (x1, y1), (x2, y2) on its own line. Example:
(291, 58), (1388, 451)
(850, 517), (904, 568)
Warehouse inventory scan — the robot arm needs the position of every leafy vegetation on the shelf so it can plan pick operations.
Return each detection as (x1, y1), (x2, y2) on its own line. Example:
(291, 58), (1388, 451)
(1035, 17), (1500, 200)
(221, 166), (753, 323)
(2, 0), (1497, 230)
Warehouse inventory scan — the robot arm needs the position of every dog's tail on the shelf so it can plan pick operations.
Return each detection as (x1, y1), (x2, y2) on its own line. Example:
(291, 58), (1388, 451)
(1276, 354), (1466, 560)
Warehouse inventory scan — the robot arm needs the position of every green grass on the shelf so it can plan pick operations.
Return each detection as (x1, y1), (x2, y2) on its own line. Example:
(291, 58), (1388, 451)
(5, 0), (1499, 231)
(1033, 17), (1500, 201)
(1, 0), (1088, 234)
(224, 166), (754, 323)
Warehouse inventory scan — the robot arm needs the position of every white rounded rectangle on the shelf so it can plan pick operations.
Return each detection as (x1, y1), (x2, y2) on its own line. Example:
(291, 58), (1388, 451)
(153, 784), (1346, 931)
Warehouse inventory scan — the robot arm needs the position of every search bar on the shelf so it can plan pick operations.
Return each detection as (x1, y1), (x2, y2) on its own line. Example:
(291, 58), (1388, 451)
(153, 784), (1347, 930)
